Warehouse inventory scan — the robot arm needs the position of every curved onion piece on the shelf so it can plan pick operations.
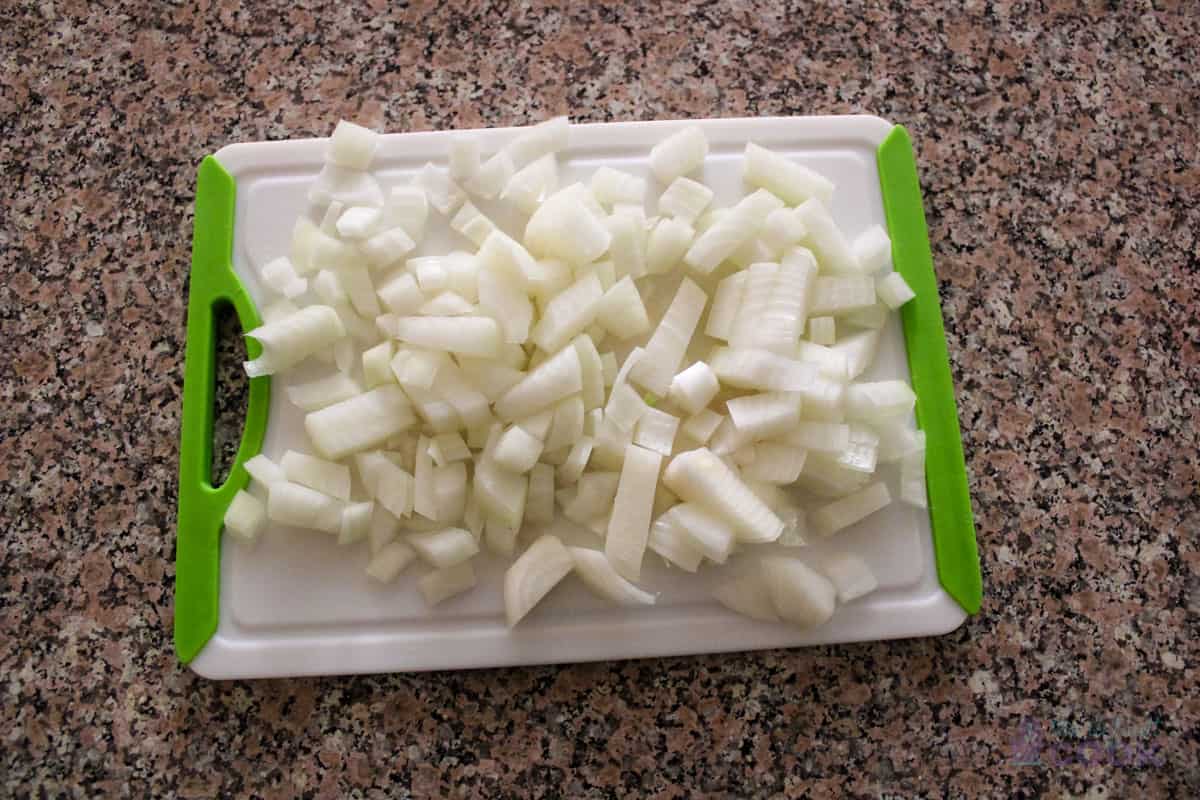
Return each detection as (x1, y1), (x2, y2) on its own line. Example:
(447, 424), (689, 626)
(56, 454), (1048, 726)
(761, 557), (837, 628)
(569, 547), (656, 606)
(504, 535), (574, 626)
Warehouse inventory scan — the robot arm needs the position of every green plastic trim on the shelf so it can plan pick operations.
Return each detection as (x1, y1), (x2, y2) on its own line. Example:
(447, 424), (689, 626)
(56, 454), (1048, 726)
(174, 156), (271, 663)
(877, 126), (982, 615)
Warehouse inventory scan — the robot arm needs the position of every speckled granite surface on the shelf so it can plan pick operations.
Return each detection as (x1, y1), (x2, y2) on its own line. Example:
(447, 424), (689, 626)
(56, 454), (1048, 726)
(3, 1), (1197, 796)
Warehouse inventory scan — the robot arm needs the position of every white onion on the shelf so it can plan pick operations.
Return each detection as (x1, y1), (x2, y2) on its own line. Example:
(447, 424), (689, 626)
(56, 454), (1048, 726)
(305, 385), (416, 461)
(742, 142), (835, 207)
(590, 166), (646, 207)
(680, 409), (723, 445)
(281, 450), (352, 500)
(494, 344), (582, 421)
(243, 454), (285, 492)
(504, 534), (574, 626)
(662, 447), (783, 544)
(761, 557), (837, 628)
(328, 120), (378, 170)
(419, 561), (477, 605)
(407, 527), (479, 568)
(267, 481), (343, 533)
(545, 395), (585, 453)
(501, 153), (558, 214)
(524, 183), (611, 265)
(338, 500), (374, 545)
(852, 225), (893, 274)
(822, 552), (878, 603)
(726, 392), (802, 440)
(526, 462), (555, 524)
(530, 272), (604, 353)
(558, 437), (594, 484)
(876, 272), (916, 309)
(648, 512), (704, 572)
(657, 176), (713, 223)
(223, 490), (267, 543)
(244, 305), (345, 377)
(807, 316), (836, 346)
(595, 276), (650, 339)
(794, 198), (860, 274)
(604, 444), (663, 581)
(391, 315), (501, 358)
(493, 425), (544, 473)
(713, 573), (779, 622)
(434, 462), (468, 522)
(633, 407), (679, 456)
(416, 162), (466, 216)
(649, 125), (708, 183)
(811, 482), (892, 536)
(628, 278), (707, 396)
(366, 540), (417, 582)
(645, 218), (694, 275)
(569, 547), (656, 605)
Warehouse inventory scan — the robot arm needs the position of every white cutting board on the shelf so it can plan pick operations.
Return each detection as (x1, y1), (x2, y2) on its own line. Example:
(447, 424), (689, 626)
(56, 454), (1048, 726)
(190, 115), (966, 679)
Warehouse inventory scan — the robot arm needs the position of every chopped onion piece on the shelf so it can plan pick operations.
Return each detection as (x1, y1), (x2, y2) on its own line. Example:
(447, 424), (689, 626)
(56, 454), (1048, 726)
(563, 471), (620, 523)
(267, 481), (342, 533)
(524, 183), (611, 265)
(484, 517), (519, 556)
(810, 275), (877, 315)
(876, 271), (916, 309)
(466, 151), (514, 199)
(312, 269), (347, 306)
(807, 316), (836, 345)
(377, 271), (425, 315)
(417, 163), (466, 216)
(501, 153), (558, 214)
(260, 256), (308, 299)
(305, 385), (416, 461)
(794, 198), (860, 274)
(796, 452), (871, 497)
(594, 276), (650, 339)
(713, 572), (779, 622)
(408, 527), (479, 568)
(743, 142), (835, 206)
(784, 421), (851, 453)
(530, 272), (604, 353)
(845, 380), (916, 422)
(811, 482), (892, 536)
(244, 306), (345, 377)
(383, 186), (430, 242)
(570, 334), (606, 411)
(224, 490), (267, 543)
(680, 409), (723, 444)
(450, 201), (497, 247)
(244, 454), (286, 492)
(741, 442), (807, 484)
(633, 407), (679, 456)
(709, 347), (819, 392)
(599, 353), (618, 387)
(526, 463), (556, 524)
(648, 513), (703, 572)
(726, 392), (802, 440)
(473, 430), (528, 529)
(434, 462), (468, 522)
(657, 176), (713, 223)
(590, 166), (646, 207)
(261, 297), (300, 325)
(505, 534), (574, 626)
(389, 349), (444, 391)
(505, 116), (569, 168)
(281, 450), (352, 500)
(545, 395), (585, 453)
(458, 357), (524, 401)
(360, 227), (416, 270)
(649, 125), (708, 183)
(391, 315), (501, 358)
(336, 206), (382, 239)
(605, 444), (663, 580)
(760, 207), (808, 253)
(831, 328), (882, 380)
(283, 372), (359, 412)
(309, 163), (384, 208)
(706, 272), (746, 341)
(368, 505), (401, 553)
(494, 344), (582, 421)
(337, 500), (373, 545)
(668, 362), (719, 415)
(667, 503), (735, 563)
(645, 217), (694, 275)
(493, 425), (544, 473)
(900, 445), (928, 508)
(558, 437), (594, 484)
(448, 136), (481, 182)
(605, 214), (648, 279)
(629, 277), (707, 396)
(412, 434), (437, 520)
(517, 407), (555, 440)
(569, 547), (656, 605)
(842, 303), (889, 330)
(359, 341), (392, 388)
(477, 262), (533, 346)
(328, 120), (378, 170)
(683, 189), (782, 273)
(823, 553), (878, 603)
(762, 557), (837, 628)
(365, 540), (417, 582)
(419, 561), (477, 605)
(526, 257), (572, 302)
(834, 425), (879, 473)
(663, 447), (783, 543)
(853, 225), (893, 274)
(429, 432), (470, 465)
(419, 291), (474, 316)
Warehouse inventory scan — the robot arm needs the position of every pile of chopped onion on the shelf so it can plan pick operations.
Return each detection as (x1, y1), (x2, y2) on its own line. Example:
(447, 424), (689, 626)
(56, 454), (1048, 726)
(224, 117), (927, 629)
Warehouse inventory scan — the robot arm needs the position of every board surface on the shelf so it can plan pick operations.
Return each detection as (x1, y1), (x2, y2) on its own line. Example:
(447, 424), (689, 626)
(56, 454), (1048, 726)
(188, 116), (967, 679)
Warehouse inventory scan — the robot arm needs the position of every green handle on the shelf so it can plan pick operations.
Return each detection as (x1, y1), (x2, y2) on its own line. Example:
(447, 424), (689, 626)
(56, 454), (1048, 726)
(174, 155), (271, 663)
(877, 126), (983, 615)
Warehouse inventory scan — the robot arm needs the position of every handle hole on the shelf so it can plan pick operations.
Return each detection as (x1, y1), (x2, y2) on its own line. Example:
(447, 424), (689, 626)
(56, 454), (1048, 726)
(211, 299), (249, 487)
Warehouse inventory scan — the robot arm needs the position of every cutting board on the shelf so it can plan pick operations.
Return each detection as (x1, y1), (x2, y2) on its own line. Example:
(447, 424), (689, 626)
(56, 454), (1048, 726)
(176, 115), (981, 679)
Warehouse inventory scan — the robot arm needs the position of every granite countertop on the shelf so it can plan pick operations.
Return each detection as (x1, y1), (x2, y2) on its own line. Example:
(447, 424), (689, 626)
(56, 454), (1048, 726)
(3, 1), (1197, 796)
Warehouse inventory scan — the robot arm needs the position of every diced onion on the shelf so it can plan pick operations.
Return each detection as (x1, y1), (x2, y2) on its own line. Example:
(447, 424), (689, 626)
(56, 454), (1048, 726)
(649, 126), (708, 183)
(761, 557), (837, 628)
(419, 561), (477, 605)
(569, 547), (656, 605)
(366, 541), (417, 582)
(713, 572), (779, 622)
(504, 534), (574, 626)
(663, 447), (783, 543)
(223, 490), (267, 543)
